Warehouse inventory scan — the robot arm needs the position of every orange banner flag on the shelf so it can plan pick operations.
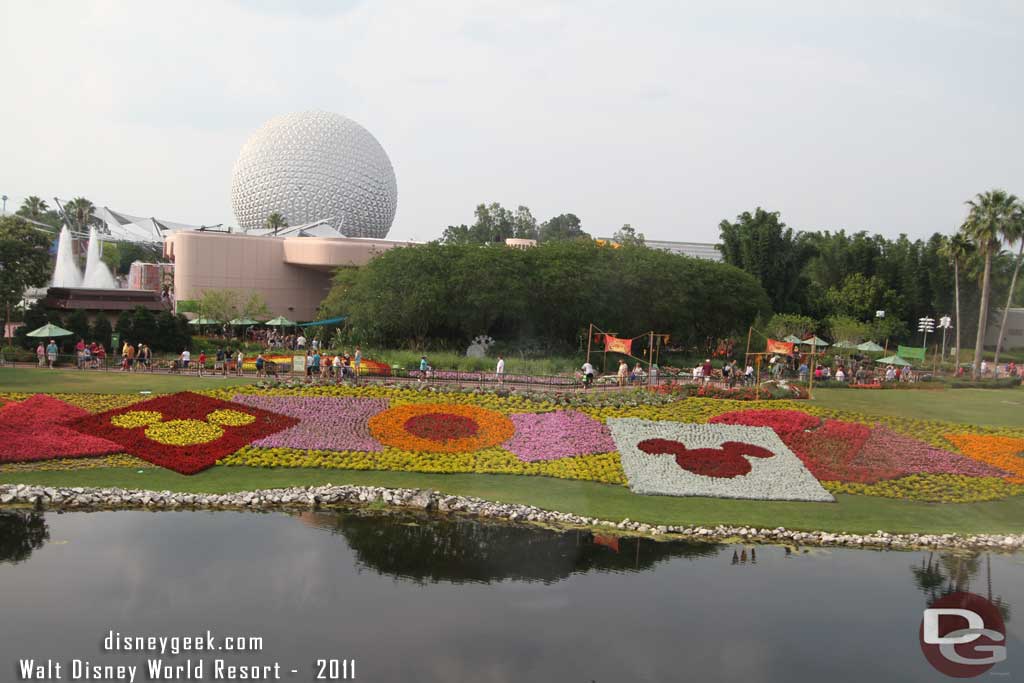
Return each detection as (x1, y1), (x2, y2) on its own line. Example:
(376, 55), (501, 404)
(604, 335), (633, 355)
(766, 339), (795, 355)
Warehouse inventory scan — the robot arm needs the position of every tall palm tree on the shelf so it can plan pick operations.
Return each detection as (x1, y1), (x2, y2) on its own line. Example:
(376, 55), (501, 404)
(63, 196), (96, 232)
(17, 196), (49, 220)
(963, 190), (1019, 379)
(939, 231), (973, 368)
(992, 205), (1024, 368)
(265, 211), (288, 235)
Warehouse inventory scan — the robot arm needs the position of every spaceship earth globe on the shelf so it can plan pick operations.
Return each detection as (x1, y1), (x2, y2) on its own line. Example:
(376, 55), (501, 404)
(230, 111), (398, 238)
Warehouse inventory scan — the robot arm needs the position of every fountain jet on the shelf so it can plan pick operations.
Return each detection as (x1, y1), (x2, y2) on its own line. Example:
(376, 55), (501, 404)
(51, 226), (82, 287)
(82, 227), (117, 288)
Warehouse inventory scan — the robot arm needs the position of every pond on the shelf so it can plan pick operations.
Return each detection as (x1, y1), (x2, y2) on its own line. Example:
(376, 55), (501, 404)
(1, 508), (1020, 681)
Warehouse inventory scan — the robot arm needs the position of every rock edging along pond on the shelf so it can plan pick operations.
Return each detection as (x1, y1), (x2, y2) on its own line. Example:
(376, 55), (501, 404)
(1, 483), (1022, 552)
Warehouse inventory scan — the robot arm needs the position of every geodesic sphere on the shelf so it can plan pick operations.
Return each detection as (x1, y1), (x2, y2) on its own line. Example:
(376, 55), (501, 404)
(230, 111), (398, 238)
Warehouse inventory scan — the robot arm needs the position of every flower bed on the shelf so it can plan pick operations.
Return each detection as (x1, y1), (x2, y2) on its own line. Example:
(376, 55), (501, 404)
(232, 395), (389, 452)
(368, 403), (515, 453)
(608, 418), (834, 502)
(944, 434), (1024, 484)
(0, 395), (122, 462)
(503, 411), (615, 462)
(68, 392), (298, 475)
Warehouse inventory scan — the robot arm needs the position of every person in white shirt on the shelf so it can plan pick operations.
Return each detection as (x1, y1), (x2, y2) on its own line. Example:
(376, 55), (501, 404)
(745, 364), (755, 385)
(296, 335), (306, 349)
(495, 355), (505, 384)
(581, 361), (595, 388)
(181, 349), (191, 371)
(236, 350), (244, 376)
(835, 367), (846, 383)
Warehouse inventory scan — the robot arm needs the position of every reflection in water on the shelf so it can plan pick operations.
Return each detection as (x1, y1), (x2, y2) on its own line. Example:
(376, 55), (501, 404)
(0, 510), (49, 564)
(911, 552), (1012, 621)
(298, 510), (723, 584)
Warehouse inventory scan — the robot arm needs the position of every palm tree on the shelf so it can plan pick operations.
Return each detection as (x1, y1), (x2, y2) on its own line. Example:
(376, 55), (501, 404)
(17, 196), (49, 220)
(963, 190), (1019, 379)
(265, 212), (288, 235)
(63, 196), (96, 232)
(992, 205), (1024, 369)
(939, 231), (973, 368)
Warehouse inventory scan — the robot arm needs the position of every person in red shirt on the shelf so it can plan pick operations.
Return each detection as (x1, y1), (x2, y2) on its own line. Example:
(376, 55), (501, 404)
(198, 351), (207, 377)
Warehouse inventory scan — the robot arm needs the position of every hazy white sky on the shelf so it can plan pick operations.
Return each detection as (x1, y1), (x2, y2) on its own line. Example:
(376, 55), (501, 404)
(2, 0), (1022, 243)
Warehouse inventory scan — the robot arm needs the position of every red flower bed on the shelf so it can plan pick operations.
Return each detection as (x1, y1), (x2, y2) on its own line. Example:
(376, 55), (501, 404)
(68, 392), (298, 475)
(638, 438), (775, 478)
(709, 409), (821, 436)
(0, 395), (121, 462)
(781, 419), (880, 482)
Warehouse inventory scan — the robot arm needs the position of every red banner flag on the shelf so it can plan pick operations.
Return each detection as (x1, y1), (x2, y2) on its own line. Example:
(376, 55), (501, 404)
(604, 335), (633, 355)
(765, 339), (795, 355)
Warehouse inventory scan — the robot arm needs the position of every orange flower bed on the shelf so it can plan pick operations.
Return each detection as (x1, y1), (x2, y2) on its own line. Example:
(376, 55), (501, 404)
(944, 433), (1024, 484)
(368, 403), (514, 453)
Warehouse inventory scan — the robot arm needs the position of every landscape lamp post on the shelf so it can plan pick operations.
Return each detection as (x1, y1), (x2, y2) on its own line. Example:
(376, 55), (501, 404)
(918, 316), (935, 350)
(938, 315), (952, 361)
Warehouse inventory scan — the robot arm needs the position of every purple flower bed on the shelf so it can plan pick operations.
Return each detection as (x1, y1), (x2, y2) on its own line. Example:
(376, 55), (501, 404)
(503, 410), (615, 462)
(852, 426), (1010, 479)
(233, 395), (389, 452)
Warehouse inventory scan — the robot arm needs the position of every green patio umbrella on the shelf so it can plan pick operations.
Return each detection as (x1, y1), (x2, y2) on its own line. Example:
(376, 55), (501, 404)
(856, 341), (885, 353)
(782, 335), (803, 344)
(799, 336), (830, 347)
(876, 354), (912, 367)
(228, 317), (262, 326)
(26, 323), (74, 338)
(188, 317), (222, 326)
(264, 316), (296, 327)
(832, 340), (858, 349)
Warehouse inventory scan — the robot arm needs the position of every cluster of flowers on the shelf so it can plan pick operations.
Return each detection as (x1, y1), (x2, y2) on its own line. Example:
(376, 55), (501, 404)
(405, 369), (578, 385)
(608, 418), (835, 502)
(0, 395), (121, 463)
(232, 395), (389, 452)
(944, 434), (1024, 484)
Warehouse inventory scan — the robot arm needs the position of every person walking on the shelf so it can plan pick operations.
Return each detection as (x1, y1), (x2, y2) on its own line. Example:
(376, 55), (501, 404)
(197, 350), (206, 377)
(419, 355), (429, 383)
(46, 339), (58, 369)
(354, 346), (362, 377)
(236, 349), (245, 376)
(255, 353), (265, 378)
(701, 358), (713, 384)
(304, 350), (313, 381)
(617, 359), (628, 387)
(311, 350), (321, 381)
(181, 348), (191, 372)
(496, 355), (505, 385)
(581, 360), (595, 388)
(36, 342), (45, 368)
(215, 348), (225, 374)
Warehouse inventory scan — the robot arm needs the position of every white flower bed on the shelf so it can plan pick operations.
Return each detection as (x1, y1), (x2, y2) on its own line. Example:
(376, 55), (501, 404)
(608, 418), (834, 502)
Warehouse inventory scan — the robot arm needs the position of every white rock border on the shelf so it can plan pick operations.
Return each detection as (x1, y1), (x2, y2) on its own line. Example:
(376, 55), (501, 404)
(0, 484), (1019, 552)
(608, 419), (834, 502)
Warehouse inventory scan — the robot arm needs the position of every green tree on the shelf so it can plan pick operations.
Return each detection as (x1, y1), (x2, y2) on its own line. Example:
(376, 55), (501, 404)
(241, 292), (271, 320)
(992, 206), (1024, 367)
(130, 307), (158, 346)
(17, 196), (49, 221)
(66, 308), (90, 344)
(939, 231), (974, 364)
(611, 223), (645, 246)
(114, 313), (134, 348)
(154, 310), (191, 352)
(764, 313), (817, 340)
(265, 212), (288, 234)
(196, 289), (240, 324)
(0, 216), (53, 343)
(538, 213), (588, 242)
(512, 206), (538, 240)
(824, 273), (901, 322)
(63, 197), (96, 232)
(718, 208), (813, 313)
(963, 189), (1019, 378)
(90, 313), (113, 350)
(825, 315), (870, 344)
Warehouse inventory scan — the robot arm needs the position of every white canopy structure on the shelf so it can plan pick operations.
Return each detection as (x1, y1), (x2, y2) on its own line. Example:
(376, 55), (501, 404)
(92, 207), (209, 243)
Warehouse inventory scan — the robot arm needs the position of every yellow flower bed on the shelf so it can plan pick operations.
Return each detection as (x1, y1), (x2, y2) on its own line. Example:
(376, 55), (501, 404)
(0, 453), (150, 472)
(0, 392), (148, 414)
(207, 409), (257, 427)
(824, 475), (1024, 504)
(110, 411), (164, 428)
(145, 419), (224, 446)
(220, 445), (627, 485)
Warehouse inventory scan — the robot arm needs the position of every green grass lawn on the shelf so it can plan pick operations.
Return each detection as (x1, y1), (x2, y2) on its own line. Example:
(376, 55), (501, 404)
(811, 386), (1024, 428)
(4, 466), (1022, 535)
(0, 367), (257, 393)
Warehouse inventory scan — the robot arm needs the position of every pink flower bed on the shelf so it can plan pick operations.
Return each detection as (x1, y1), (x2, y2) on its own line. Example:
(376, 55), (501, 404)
(503, 410), (615, 462)
(782, 419), (880, 482)
(852, 426), (1009, 480)
(0, 395), (121, 462)
(233, 395), (389, 452)
(709, 409), (821, 436)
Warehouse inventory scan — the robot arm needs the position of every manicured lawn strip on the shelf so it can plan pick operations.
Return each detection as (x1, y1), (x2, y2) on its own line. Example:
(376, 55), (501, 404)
(4, 467), (1022, 535)
(811, 387), (1024, 428)
(0, 368), (257, 393)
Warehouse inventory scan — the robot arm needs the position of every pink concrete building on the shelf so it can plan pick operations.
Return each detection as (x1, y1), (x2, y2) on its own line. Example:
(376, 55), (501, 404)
(163, 231), (416, 321)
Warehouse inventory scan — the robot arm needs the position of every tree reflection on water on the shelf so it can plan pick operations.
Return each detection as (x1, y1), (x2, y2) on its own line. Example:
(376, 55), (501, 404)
(0, 510), (49, 564)
(297, 510), (723, 585)
(911, 551), (1011, 622)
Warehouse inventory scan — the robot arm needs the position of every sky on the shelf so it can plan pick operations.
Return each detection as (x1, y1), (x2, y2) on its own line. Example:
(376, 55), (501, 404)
(1, 0), (1022, 244)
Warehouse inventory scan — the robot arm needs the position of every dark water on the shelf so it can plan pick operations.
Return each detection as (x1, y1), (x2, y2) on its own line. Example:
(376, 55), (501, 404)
(1, 509), (1021, 682)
